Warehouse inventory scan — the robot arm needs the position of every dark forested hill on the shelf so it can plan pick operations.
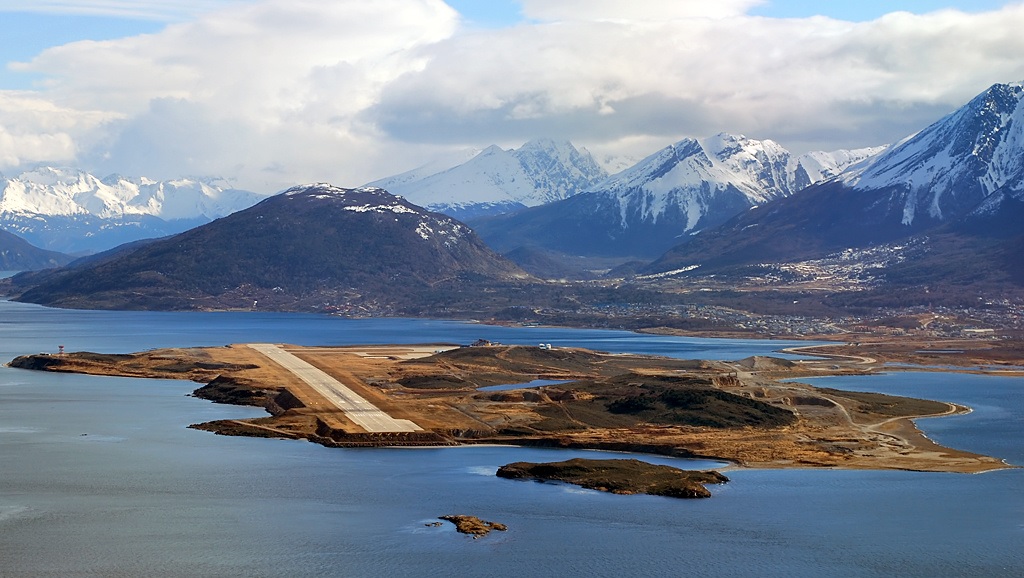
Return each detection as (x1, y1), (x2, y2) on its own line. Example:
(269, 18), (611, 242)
(9, 184), (529, 311)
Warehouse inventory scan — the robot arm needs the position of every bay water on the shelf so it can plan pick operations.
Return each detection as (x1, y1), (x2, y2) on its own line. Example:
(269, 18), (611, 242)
(1, 300), (1021, 577)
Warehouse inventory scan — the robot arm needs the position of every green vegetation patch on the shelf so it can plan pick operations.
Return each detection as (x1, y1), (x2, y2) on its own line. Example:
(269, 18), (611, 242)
(396, 374), (471, 389)
(557, 373), (796, 429)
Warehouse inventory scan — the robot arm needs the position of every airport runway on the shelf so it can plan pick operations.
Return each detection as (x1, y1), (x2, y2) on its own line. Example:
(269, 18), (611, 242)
(248, 343), (421, 433)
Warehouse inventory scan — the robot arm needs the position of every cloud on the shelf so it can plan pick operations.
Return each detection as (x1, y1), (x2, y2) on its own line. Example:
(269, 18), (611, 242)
(0, 1), (242, 21)
(14, 0), (457, 115)
(519, 0), (766, 21)
(2, 0), (1024, 192)
(370, 4), (1024, 156)
(0, 91), (117, 167)
(4, 0), (460, 189)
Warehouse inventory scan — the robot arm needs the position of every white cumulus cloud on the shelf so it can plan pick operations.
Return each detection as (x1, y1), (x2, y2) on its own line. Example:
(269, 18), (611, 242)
(1, 0), (1023, 193)
(3, 0), (460, 190)
(370, 4), (1024, 156)
(0, 91), (117, 167)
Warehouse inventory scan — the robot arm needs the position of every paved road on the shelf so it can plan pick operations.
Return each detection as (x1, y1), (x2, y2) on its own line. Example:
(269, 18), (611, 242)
(248, 343), (421, 433)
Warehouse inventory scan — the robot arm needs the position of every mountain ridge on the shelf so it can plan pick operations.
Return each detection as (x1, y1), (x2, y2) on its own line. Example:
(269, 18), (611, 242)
(0, 228), (73, 271)
(472, 134), (883, 261)
(638, 82), (1024, 307)
(8, 184), (528, 311)
(0, 167), (264, 253)
(366, 138), (608, 220)
(840, 81), (1024, 228)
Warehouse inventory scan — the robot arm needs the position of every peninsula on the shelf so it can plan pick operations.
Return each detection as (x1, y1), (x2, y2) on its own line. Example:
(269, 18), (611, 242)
(8, 341), (1009, 473)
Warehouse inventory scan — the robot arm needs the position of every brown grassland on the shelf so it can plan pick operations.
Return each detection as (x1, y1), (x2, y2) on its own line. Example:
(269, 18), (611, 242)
(10, 337), (1014, 475)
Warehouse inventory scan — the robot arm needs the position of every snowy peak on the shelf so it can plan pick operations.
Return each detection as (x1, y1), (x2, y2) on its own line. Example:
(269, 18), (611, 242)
(791, 146), (887, 190)
(703, 133), (792, 202)
(604, 133), (880, 204)
(0, 167), (263, 221)
(133, 178), (262, 221)
(843, 82), (1024, 225)
(365, 138), (608, 218)
(0, 167), (265, 253)
(589, 134), (788, 231)
(511, 138), (606, 203)
(589, 133), (877, 231)
(470, 133), (889, 260)
(368, 133), (879, 228)
(1, 167), (103, 217)
(368, 147), (482, 191)
(601, 134), (775, 200)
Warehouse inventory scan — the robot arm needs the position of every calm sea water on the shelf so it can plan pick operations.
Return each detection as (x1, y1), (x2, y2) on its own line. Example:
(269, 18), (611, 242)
(1, 300), (1022, 577)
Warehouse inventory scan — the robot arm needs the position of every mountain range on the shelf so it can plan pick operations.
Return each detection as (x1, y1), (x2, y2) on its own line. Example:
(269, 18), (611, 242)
(5, 81), (1024, 316)
(0, 168), (264, 253)
(471, 134), (883, 260)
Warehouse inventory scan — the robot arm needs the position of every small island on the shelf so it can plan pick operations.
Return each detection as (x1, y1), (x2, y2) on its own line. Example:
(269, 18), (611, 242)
(438, 515), (508, 537)
(497, 458), (729, 498)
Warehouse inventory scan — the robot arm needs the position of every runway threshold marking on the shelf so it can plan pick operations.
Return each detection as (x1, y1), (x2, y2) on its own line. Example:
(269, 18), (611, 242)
(247, 343), (421, 433)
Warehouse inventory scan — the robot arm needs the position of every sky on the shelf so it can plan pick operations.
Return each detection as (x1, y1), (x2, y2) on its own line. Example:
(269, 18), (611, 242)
(1, 0), (1023, 193)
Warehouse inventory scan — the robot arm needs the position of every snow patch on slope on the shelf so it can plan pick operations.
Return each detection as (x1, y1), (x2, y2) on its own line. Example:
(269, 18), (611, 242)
(283, 183), (471, 247)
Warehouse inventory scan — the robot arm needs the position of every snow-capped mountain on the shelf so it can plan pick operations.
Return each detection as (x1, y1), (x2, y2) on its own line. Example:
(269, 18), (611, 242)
(0, 167), (264, 253)
(791, 147), (887, 190)
(367, 147), (482, 191)
(595, 133), (882, 231)
(640, 82), (1024, 305)
(841, 82), (1024, 227)
(472, 133), (882, 259)
(366, 138), (608, 219)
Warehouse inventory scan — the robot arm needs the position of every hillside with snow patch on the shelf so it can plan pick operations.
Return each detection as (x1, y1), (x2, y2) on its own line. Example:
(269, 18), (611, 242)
(841, 82), (1024, 226)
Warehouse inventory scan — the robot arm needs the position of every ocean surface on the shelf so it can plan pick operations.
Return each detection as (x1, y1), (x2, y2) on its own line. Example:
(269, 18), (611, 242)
(0, 300), (1021, 577)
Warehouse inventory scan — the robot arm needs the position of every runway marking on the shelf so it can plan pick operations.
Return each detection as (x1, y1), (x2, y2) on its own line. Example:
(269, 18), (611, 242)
(248, 343), (421, 433)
